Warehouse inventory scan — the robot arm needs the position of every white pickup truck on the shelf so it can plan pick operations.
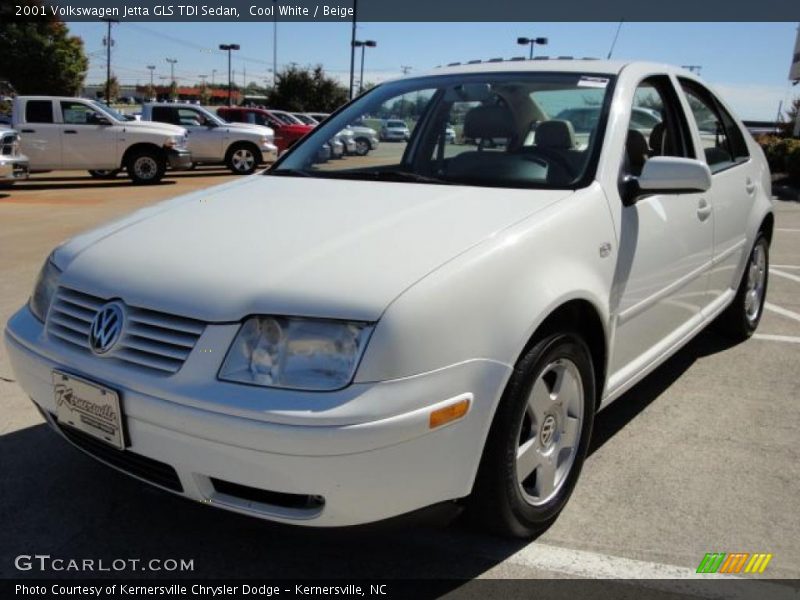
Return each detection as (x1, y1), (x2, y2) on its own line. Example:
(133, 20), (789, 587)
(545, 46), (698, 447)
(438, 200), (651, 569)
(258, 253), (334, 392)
(11, 97), (191, 184)
(141, 103), (277, 175)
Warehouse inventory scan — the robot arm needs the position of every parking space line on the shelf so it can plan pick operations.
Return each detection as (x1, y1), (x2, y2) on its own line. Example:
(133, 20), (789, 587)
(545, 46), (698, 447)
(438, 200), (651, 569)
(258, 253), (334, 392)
(501, 543), (797, 598)
(772, 265), (800, 270)
(753, 333), (800, 344)
(775, 228), (800, 233)
(770, 269), (800, 284)
(765, 302), (800, 323)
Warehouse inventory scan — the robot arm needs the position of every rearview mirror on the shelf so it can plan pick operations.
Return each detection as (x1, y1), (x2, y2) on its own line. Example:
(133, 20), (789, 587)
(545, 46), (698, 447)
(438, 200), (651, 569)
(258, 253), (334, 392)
(622, 156), (711, 205)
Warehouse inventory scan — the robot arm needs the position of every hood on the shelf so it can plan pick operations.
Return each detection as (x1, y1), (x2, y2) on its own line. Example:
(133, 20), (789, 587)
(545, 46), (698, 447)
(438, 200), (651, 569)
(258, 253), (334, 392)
(120, 119), (186, 136)
(350, 125), (377, 136)
(58, 176), (571, 322)
(220, 122), (274, 136)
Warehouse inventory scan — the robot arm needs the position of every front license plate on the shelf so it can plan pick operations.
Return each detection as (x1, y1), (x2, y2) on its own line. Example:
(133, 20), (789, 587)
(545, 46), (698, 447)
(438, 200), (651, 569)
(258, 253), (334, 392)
(53, 371), (125, 450)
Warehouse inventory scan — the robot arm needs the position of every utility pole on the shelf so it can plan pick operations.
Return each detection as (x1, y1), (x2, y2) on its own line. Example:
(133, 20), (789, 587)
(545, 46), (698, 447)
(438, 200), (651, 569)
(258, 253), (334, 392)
(166, 58), (178, 100)
(400, 65), (412, 75)
(682, 65), (702, 75)
(146, 64), (155, 99)
(273, 0), (278, 88)
(103, 19), (117, 102)
(349, 0), (358, 100)
(212, 69), (218, 86)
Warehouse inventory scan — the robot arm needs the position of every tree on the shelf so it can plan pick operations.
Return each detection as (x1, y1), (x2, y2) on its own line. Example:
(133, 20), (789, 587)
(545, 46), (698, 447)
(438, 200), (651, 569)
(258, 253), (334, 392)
(0, 1), (88, 95)
(267, 65), (348, 111)
(100, 76), (120, 102)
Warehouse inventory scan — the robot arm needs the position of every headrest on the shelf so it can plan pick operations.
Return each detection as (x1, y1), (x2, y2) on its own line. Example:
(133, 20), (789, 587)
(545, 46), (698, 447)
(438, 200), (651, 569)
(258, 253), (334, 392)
(536, 120), (576, 149)
(649, 121), (666, 154)
(463, 105), (516, 140)
(626, 129), (649, 158)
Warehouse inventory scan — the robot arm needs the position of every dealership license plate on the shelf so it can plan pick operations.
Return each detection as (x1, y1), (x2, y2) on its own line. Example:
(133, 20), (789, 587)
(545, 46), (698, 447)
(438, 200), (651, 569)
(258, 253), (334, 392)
(53, 371), (125, 450)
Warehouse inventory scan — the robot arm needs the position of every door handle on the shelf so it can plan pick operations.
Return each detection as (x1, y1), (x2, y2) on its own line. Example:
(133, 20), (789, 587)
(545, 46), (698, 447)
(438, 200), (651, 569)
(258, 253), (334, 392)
(697, 198), (712, 221)
(21, 129), (35, 133)
(745, 177), (756, 195)
(64, 130), (78, 134)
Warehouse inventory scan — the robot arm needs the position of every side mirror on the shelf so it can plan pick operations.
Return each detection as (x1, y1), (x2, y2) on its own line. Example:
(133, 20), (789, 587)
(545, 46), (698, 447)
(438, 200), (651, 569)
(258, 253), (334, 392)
(622, 156), (711, 205)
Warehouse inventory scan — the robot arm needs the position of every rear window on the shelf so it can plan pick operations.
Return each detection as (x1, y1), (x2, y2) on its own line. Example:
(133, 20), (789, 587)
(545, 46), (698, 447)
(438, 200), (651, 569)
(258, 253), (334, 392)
(25, 101), (53, 124)
(151, 106), (178, 125)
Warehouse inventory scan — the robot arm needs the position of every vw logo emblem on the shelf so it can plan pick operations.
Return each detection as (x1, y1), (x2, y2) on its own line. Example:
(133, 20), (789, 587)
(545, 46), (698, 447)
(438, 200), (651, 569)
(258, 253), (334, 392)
(89, 303), (124, 355)
(540, 415), (557, 447)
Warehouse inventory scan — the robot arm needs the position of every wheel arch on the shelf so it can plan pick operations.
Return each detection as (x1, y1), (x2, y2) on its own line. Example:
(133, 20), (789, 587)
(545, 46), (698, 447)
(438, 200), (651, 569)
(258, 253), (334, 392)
(120, 143), (164, 169)
(225, 140), (263, 164)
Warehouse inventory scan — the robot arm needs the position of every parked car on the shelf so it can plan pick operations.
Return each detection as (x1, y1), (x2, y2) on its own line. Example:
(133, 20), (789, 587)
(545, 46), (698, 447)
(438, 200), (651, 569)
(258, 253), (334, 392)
(217, 106), (313, 154)
(10, 96), (191, 184)
(0, 127), (29, 186)
(445, 123), (456, 144)
(380, 119), (411, 141)
(301, 112), (359, 155)
(4, 61), (772, 537)
(291, 113), (319, 126)
(341, 117), (381, 156)
(141, 103), (277, 174)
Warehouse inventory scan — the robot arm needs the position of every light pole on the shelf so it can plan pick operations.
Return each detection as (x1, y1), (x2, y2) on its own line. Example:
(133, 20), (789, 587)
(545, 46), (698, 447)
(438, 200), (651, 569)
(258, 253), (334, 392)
(682, 65), (702, 75)
(272, 0), (278, 88)
(146, 65), (155, 98)
(353, 40), (377, 95)
(219, 43), (240, 106)
(211, 69), (218, 86)
(103, 19), (118, 102)
(165, 58), (178, 100)
(348, 0), (358, 100)
(517, 36), (548, 59)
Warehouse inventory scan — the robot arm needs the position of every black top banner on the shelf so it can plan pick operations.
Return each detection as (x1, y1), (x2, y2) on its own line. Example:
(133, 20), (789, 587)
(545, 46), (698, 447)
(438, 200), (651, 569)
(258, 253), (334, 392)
(3, 0), (800, 22)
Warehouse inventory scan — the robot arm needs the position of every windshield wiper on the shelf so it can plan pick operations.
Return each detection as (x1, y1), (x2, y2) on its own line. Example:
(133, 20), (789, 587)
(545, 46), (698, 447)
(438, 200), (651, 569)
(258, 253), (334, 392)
(371, 170), (452, 185)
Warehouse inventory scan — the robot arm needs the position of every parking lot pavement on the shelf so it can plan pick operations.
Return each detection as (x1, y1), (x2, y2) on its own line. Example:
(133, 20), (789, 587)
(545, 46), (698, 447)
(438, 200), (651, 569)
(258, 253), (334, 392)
(0, 173), (798, 587)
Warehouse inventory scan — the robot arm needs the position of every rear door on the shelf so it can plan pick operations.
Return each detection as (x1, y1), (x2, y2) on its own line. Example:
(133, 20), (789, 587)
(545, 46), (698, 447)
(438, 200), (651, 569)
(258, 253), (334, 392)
(676, 78), (756, 305)
(17, 100), (62, 169)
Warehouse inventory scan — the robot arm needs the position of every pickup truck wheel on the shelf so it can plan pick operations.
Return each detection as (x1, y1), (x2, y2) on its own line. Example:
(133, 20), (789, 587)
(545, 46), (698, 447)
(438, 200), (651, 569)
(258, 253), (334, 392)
(715, 233), (769, 341)
(88, 169), (120, 179)
(126, 151), (166, 185)
(354, 137), (371, 156)
(226, 144), (261, 175)
(469, 332), (595, 538)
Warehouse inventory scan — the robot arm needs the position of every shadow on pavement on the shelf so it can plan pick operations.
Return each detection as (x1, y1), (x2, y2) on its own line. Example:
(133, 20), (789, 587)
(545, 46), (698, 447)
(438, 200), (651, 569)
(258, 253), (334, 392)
(0, 328), (740, 581)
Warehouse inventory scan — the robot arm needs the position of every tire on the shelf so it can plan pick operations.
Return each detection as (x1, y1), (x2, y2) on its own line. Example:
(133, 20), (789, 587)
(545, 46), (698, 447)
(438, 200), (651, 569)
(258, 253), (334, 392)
(469, 332), (596, 538)
(226, 143), (261, 175)
(88, 169), (120, 179)
(125, 150), (166, 185)
(354, 137), (371, 156)
(714, 233), (769, 341)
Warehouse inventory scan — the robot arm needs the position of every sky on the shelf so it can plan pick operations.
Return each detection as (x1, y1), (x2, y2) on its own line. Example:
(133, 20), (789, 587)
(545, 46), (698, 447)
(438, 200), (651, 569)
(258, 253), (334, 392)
(67, 21), (800, 120)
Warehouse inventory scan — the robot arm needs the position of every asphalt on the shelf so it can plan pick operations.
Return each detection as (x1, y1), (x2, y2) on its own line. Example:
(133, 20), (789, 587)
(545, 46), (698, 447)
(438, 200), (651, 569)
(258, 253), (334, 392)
(0, 168), (798, 590)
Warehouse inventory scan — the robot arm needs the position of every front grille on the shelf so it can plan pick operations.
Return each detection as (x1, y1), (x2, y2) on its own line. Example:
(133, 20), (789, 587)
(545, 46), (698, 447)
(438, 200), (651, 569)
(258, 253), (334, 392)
(46, 287), (205, 375)
(57, 422), (183, 492)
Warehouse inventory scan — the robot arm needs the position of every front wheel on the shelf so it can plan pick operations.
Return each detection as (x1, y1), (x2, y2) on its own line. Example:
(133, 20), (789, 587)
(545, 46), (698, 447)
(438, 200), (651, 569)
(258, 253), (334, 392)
(226, 144), (261, 175)
(714, 233), (769, 341)
(126, 151), (166, 185)
(469, 332), (596, 538)
(354, 137), (371, 156)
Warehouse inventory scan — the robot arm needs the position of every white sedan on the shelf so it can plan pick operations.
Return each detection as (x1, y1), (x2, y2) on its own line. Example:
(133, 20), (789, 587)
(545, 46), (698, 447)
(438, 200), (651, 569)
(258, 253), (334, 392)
(5, 59), (772, 537)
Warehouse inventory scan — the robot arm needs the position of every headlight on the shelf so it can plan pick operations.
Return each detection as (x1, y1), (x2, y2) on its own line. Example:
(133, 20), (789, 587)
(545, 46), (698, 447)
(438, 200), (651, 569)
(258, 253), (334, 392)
(261, 134), (274, 145)
(164, 135), (187, 150)
(29, 255), (62, 322)
(219, 316), (373, 391)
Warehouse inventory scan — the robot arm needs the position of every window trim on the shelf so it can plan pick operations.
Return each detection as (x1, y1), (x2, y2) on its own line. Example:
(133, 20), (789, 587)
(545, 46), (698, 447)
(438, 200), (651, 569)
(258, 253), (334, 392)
(677, 77), (751, 176)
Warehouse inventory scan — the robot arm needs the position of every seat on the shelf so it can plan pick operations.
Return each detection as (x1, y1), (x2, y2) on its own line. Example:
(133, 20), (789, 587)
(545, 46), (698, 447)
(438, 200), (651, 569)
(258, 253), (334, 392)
(535, 120), (577, 150)
(521, 120), (584, 184)
(649, 121), (666, 156)
(462, 104), (517, 147)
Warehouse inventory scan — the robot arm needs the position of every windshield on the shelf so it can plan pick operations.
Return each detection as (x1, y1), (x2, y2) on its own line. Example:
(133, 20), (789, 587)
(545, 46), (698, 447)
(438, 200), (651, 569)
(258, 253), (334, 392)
(270, 71), (615, 189)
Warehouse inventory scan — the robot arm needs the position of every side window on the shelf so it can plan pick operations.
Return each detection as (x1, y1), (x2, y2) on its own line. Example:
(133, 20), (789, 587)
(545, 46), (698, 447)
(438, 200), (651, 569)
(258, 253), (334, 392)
(60, 101), (101, 125)
(151, 106), (177, 124)
(624, 76), (693, 177)
(177, 108), (207, 126)
(25, 101), (54, 124)
(678, 79), (749, 173)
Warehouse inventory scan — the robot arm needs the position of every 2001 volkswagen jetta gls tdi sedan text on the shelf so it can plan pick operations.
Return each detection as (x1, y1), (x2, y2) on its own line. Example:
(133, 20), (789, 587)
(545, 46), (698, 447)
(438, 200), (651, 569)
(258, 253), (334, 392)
(5, 60), (773, 537)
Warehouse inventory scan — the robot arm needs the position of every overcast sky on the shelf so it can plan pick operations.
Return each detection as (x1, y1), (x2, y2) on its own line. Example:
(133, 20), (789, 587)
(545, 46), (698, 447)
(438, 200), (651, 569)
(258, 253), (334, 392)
(68, 21), (800, 120)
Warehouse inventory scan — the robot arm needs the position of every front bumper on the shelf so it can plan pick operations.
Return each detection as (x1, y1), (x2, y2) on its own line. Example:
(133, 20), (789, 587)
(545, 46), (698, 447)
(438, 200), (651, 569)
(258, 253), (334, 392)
(260, 142), (278, 162)
(5, 306), (510, 527)
(0, 155), (30, 182)
(166, 148), (192, 170)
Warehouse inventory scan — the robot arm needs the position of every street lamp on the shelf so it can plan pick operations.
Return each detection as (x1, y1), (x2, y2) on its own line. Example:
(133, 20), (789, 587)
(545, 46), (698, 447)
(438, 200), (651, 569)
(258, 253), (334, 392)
(165, 58), (178, 100)
(517, 36), (548, 59)
(353, 40), (377, 95)
(219, 43), (241, 106)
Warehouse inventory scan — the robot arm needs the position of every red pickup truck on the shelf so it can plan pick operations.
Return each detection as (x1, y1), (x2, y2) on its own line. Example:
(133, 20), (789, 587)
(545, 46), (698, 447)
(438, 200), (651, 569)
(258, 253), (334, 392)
(217, 106), (313, 153)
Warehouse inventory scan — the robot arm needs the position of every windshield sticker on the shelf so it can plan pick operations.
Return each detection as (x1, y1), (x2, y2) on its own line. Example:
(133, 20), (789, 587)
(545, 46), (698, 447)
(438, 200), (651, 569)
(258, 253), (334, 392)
(578, 76), (610, 88)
